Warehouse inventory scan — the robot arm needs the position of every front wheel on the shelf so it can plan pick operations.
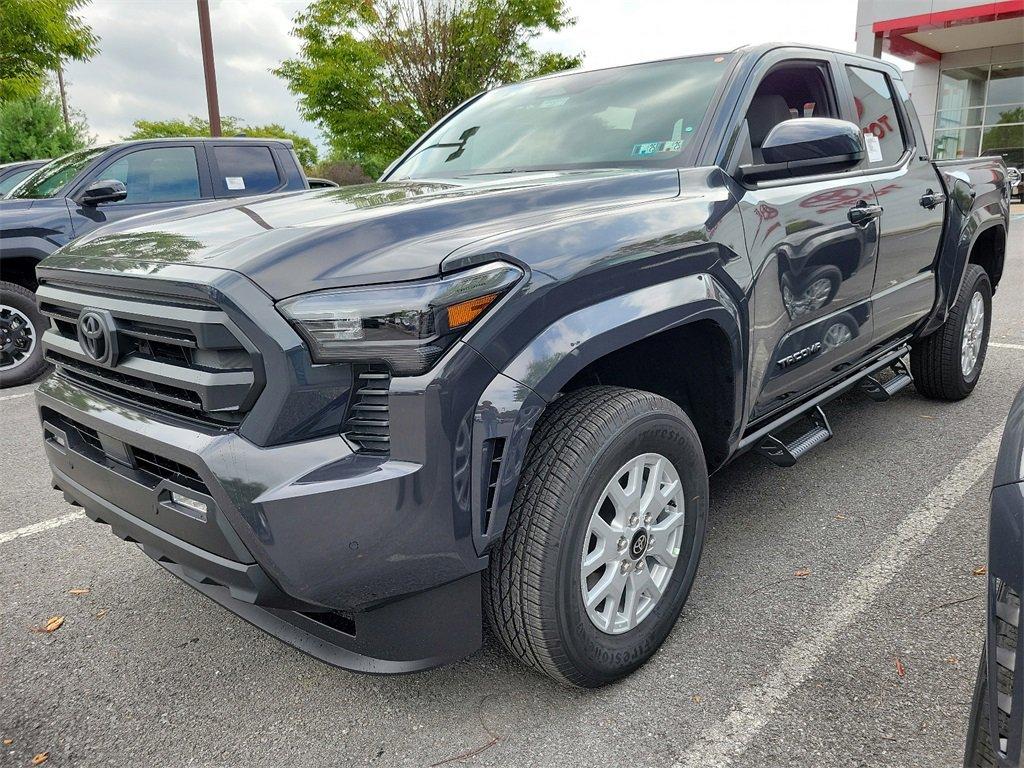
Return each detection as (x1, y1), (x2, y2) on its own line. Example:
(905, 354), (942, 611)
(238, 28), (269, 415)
(1, 280), (48, 388)
(910, 264), (991, 401)
(484, 386), (708, 687)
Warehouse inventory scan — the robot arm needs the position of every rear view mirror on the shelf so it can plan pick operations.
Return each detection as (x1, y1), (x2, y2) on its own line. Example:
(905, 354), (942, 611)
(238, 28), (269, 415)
(81, 179), (128, 206)
(740, 118), (864, 183)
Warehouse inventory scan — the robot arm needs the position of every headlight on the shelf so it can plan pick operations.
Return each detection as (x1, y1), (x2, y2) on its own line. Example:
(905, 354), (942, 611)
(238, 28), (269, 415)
(277, 261), (523, 374)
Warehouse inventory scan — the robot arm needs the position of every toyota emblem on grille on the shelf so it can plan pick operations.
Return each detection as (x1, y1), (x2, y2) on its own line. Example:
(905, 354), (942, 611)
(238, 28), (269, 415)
(76, 308), (118, 366)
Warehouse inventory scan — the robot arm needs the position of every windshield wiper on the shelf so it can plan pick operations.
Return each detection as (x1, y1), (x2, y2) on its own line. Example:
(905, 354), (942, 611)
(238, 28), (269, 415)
(462, 168), (559, 176)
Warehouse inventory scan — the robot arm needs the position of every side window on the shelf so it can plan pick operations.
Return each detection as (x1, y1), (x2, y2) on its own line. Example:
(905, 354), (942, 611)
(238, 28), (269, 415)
(743, 61), (839, 163)
(846, 66), (906, 166)
(0, 168), (36, 196)
(212, 146), (281, 195)
(97, 147), (201, 204)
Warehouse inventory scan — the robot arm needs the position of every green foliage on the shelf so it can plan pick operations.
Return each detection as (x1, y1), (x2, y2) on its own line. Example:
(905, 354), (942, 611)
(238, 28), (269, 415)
(983, 108), (1024, 152)
(307, 158), (374, 186)
(125, 115), (319, 167)
(0, 92), (90, 163)
(0, 0), (98, 101)
(275, 0), (582, 178)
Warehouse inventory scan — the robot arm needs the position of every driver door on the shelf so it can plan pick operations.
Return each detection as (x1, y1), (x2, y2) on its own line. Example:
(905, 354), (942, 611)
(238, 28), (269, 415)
(70, 144), (211, 236)
(734, 52), (880, 422)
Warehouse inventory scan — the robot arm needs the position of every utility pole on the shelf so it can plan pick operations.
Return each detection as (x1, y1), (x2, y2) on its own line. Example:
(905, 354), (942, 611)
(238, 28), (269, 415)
(56, 64), (70, 127)
(197, 0), (222, 137)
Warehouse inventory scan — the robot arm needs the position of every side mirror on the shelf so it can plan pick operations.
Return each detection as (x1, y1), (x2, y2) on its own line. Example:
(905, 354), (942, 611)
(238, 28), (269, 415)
(81, 179), (128, 206)
(740, 118), (864, 183)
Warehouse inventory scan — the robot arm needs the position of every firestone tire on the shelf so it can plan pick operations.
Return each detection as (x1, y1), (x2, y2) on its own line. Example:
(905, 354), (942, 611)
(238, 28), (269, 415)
(484, 386), (708, 687)
(910, 264), (991, 401)
(0, 280), (48, 388)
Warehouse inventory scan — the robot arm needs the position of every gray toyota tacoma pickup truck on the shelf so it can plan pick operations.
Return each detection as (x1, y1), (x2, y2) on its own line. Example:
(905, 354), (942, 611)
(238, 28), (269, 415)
(34, 44), (1009, 686)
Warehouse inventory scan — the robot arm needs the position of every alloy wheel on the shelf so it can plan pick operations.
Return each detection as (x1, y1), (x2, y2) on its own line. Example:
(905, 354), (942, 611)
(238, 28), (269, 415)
(0, 304), (36, 372)
(580, 453), (686, 635)
(961, 291), (985, 377)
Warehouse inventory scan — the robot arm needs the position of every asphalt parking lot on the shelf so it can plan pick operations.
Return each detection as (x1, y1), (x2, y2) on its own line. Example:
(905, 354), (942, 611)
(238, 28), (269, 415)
(1, 211), (1022, 768)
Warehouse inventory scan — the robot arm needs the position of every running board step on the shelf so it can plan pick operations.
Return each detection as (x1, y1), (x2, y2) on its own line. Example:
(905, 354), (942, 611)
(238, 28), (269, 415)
(754, 406), (832, 467)
(859, 358), (913, 402)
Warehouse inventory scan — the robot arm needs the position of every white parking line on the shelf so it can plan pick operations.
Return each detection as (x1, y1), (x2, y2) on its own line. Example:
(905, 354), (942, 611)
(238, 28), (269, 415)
(0, 390), (35, 402)
(0, 511), (84, 545)
(674, 423), (1004, 768)
(991, 341), (1024, 351)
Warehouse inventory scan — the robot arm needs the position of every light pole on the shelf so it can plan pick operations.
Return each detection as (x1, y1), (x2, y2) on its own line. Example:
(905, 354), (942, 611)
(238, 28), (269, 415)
(56, 64), (70, 127)
(197, 0), (222, 137)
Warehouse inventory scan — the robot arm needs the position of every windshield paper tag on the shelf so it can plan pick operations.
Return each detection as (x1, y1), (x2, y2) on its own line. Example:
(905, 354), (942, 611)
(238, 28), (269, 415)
(226, 176), (245, 190)
(864, 133), (883, 163)
(632, 139), (685, 157)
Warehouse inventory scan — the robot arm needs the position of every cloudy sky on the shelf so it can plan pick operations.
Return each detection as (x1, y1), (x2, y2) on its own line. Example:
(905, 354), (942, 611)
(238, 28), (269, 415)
(64, 0), (879, 154)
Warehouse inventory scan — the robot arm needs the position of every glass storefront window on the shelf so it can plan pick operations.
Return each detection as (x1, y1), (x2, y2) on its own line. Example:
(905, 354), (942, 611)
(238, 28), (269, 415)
(938, 67), (989, 112)
(983, 123), (1024, 166)
(988, 64), (1024, 106)
(933, 128), (982, 159)
(984, 103), (1024, 125)
(935, 106), (985, 129)
(934, 62), (1023, 164)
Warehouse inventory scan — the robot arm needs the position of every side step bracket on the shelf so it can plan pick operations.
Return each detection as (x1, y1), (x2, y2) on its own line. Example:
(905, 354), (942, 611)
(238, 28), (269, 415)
(859, 358), (913, 402)
(754, 406), (833, 467)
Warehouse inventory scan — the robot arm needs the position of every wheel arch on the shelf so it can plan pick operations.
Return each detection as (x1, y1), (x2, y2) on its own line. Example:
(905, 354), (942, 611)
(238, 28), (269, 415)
(0, 252), (45, 291)
(967, 222), (1005, 293)
(469, 273), (745, 556)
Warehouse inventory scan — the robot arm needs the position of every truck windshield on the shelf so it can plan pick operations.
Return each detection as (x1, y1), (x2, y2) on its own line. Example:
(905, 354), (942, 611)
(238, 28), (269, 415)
(390, 54), (733, 180)
(8, 146), (108, 199)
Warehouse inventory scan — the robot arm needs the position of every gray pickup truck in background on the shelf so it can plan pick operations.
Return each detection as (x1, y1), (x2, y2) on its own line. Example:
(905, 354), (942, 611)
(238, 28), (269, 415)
(33, 44), (1009, 686)
(0, 137), (309, 386)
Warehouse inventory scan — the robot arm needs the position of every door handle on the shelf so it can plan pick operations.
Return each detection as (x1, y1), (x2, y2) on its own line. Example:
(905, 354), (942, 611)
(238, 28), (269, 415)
(847, 203), (882, 226)
(920, 189), (946, 209)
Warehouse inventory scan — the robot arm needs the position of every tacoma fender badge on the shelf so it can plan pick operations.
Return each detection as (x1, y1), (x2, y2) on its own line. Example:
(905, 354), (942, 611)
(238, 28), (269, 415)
(777, 341), (822, 369)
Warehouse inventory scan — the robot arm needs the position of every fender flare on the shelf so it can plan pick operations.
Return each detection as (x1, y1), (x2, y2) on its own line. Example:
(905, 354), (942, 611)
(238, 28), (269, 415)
(468, 272), (744, 555)
(920, 202), (1006, 338)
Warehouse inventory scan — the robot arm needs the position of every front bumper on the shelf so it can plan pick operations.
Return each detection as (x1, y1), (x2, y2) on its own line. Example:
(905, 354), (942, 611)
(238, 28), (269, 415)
(37, 373), (484, 673)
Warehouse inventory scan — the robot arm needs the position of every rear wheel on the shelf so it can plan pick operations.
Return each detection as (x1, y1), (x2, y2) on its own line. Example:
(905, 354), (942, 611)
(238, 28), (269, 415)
(910, 264), (991, 401)
(484, 386), (708, 687)
(0, 280), (47, 388)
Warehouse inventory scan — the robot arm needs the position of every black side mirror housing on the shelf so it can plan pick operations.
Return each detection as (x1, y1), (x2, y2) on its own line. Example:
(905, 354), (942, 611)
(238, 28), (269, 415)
(81, 179), (128, 206)
(740, 118), (865, 183)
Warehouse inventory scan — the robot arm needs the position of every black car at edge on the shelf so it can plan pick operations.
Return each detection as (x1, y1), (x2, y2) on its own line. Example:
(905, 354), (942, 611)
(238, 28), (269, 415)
(966, 384), (1024, 767)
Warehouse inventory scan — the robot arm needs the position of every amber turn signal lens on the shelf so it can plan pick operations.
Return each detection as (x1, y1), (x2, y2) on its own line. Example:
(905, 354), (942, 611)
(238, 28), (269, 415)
(447, 293), (499, 329)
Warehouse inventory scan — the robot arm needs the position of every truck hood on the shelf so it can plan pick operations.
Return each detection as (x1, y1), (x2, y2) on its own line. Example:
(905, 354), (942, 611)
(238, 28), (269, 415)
(53, 169), (680, 299)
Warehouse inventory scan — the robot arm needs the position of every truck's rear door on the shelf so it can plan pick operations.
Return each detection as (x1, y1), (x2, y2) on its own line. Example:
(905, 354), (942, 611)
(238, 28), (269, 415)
(835, 57), (945, 343)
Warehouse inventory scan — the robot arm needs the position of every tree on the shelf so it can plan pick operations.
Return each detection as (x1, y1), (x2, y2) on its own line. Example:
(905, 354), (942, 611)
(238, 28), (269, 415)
(275, 0), (581, 178)
(982, 108), (1024, 156)
(0, 92), (90, 163)
(0, 0), (98, 101)
(125, 115), (319, 168)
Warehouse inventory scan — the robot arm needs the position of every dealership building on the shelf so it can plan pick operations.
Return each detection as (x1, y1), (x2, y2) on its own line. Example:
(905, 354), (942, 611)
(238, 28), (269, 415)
(856, 0), (1024, 165)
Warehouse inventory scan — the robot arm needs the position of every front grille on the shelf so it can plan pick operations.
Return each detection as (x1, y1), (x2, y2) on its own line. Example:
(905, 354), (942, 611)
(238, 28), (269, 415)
(41, 408), (211, 496)
(343, 366), (391, 453)
(38, 278), (258, 426)
(131, 447), (210, 495)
